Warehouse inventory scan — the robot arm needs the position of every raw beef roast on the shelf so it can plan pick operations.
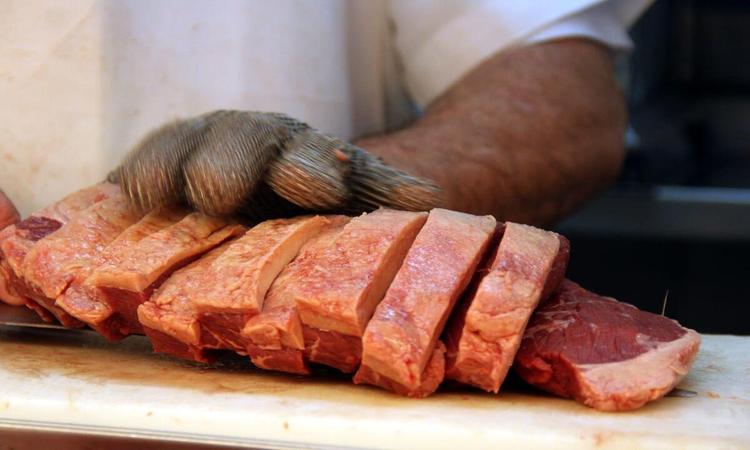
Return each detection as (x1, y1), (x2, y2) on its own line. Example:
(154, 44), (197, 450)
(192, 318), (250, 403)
(444, 223), (568, 393)
(514, 280), (701, 411)
(0, 183), (702, 408)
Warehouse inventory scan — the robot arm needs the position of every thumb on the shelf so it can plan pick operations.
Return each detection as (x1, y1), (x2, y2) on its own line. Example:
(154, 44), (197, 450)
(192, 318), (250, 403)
(0, 189), (20, 230)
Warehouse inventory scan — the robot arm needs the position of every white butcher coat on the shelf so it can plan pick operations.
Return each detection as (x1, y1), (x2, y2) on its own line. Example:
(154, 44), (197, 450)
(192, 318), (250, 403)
(0, 0), (651, 215)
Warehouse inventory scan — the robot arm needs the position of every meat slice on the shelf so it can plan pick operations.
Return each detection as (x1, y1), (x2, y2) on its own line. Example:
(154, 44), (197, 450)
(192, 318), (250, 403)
(243, 216), (350, 374)
(294, 209), (428, 373)
(0, 183), (119, 307)
(514, 280), (701, 411)
(139, 242), (236, 362)
(56, 207), (188, 340)
(355, 209), (496, 396)
(14, 193), (143, 326)
(139, 216), (327, 361)
(444, 223), (569, 393)
(83, 212), (244, 337)
(192, 216), (329, 352)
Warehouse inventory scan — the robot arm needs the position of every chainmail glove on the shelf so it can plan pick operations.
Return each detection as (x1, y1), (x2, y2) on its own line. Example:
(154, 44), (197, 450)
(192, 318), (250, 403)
(110, 110), (441, 220)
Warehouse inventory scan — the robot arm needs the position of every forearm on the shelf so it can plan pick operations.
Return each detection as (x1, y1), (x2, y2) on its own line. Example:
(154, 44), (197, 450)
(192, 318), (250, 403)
(357, 38), (626, 225)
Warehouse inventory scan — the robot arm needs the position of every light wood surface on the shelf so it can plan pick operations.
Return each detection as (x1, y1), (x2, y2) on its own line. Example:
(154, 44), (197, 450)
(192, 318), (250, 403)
(0, 327), (747, 449)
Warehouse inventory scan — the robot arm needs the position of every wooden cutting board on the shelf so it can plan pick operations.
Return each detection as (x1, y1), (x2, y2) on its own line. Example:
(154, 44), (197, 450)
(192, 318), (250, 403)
(0, 325), (747, 449)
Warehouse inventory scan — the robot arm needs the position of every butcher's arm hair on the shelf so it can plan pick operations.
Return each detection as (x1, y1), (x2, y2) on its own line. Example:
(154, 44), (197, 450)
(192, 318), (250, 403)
(357, 38), (626, 226)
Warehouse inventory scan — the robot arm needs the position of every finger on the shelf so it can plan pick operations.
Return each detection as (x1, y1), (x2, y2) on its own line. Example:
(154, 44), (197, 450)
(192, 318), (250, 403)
(344, 144), (442, 212)
(183, 111), (296, 215)
(116, 110), (230, 210)
(266, 130), (351, 210)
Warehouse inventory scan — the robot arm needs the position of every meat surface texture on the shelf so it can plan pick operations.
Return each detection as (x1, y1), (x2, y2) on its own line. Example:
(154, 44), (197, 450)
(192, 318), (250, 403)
(193, 216), (329, 353)
(294, 209), (428, 373)
(444, 223), (567, 393)
(139, 216), (327, 360)
(243, 216), (351, 374)
(355, 208), (496, 396)
(514, 280), (701, 411)
(0, 183), (119, 307)
(139, 242), (236, 362)
(15, 192), (143, 326)
(84, 212), (244, 338)
(56, 207), (188, 339)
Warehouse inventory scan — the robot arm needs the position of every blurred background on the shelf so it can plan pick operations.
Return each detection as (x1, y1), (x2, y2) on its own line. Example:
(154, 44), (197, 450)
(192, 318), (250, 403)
(555, 0), (750, 335)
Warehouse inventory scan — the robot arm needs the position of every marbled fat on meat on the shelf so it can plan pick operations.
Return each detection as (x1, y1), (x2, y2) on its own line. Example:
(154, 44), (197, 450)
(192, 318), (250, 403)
(514, 280), (701, 411)
(355, 208), (496, 396)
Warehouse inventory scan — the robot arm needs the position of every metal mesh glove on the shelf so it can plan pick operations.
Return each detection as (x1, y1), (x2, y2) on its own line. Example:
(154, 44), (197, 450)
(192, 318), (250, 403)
(110, 110), (441, 219)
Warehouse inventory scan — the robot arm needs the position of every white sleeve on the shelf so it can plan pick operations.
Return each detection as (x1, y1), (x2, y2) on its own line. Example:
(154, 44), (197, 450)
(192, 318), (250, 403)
(389, 0), (654, 107)
(525, 0), (652, 50)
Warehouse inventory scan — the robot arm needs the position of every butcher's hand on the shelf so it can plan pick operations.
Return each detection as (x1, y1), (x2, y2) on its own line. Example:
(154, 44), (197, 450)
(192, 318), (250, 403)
(110, 111), (441, 219)
(0, 189), (20, 230)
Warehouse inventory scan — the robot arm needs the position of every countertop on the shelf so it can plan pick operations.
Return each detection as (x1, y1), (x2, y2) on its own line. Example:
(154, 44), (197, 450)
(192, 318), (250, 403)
(0, 324), (747, 449)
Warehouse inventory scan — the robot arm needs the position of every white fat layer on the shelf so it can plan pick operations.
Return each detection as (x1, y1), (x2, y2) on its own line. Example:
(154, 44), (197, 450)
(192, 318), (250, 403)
(574, 329), (701, 411)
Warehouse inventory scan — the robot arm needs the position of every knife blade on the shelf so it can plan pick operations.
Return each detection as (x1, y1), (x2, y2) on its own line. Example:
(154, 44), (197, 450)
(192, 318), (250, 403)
(0, 303), (70, 330)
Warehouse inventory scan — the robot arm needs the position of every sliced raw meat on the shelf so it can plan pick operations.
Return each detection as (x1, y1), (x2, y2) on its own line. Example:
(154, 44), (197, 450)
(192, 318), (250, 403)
(444, 223), (568, 393)
(139, 216), (327, 360)
(15, 193), (143, 326)
(355, 209), (495, 396)
(56, 207), (188, 340)
(243, 216), (350, 374)
(295, 209), (428, 373)
(84, 212), (244, 336)
(192, 216), (329, 353)
(514, 280), (701, 411)
(139, 242), (236, 362)
(0, 183), (119, 307)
